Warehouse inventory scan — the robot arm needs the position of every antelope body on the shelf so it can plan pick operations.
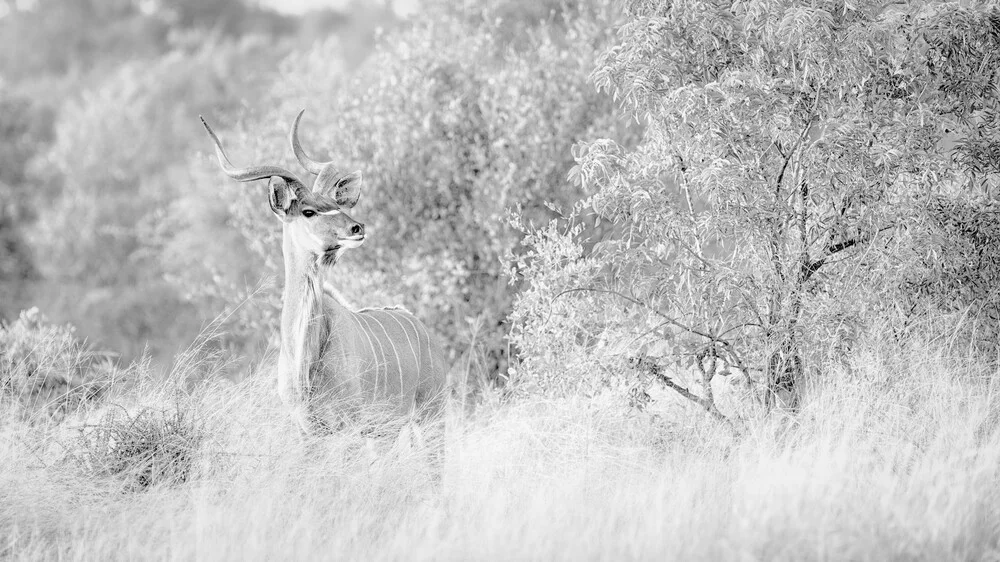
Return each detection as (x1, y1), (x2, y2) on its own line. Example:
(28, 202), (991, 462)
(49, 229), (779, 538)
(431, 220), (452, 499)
(202, 111), (447, 429)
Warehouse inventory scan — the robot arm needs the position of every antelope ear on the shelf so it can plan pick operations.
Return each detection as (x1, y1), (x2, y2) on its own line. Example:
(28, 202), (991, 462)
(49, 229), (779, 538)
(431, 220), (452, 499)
(332, 171), (363, 208)
(268, 176), (296, 220)
(315, 165), (362, 209)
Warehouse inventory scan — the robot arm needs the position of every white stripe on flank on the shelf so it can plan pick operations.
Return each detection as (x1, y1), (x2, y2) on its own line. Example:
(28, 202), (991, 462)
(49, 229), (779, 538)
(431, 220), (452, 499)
(406, 311), (433, 376)
(350, 312), (378, 393)
(356, 313), (387, 390)
(370, 311), (404, 393)
(352, 312), (378, 364)
(394, 312), (422, 374)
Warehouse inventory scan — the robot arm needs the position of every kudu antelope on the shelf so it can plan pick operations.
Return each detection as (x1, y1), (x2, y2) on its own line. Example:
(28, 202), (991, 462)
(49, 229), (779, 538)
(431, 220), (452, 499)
(201, 111), (447, 431)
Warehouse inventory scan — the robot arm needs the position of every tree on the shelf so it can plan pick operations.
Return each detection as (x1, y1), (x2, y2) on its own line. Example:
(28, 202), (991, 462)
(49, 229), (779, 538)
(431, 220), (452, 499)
(510, 1), (1000, 412)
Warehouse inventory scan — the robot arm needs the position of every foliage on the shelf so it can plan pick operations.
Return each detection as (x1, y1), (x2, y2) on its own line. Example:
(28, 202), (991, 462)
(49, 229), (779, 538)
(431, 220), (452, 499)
(904, 195), (1000, 346)
(506, 218), (615, 396)
(0, 205), (37, 322)
(0, 0), (163, 83)
(509, 1), (1000, 411)
(157, 0), (296, 37)
(0, 92), (54, 189)
(29, 38), (286, 360)
(0, 308), (112, 416)
(205, 2), (629, 378)
(0, 0), (293, 84)
(0, 92), (54, 320)
(426, 0), (618, 45)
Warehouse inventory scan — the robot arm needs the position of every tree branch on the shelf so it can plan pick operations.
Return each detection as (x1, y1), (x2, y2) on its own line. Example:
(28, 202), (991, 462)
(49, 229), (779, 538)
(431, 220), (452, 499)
(801, 223), (896, 283)
(631, 355), (732, 427)
(550, 287), (721, 344)
(776, 92), (820, 195)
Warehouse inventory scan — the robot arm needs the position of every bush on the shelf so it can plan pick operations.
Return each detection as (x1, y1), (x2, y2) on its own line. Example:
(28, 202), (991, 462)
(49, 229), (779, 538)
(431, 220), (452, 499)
(30, 37), (288, 361)
(0, 308), (112, 417)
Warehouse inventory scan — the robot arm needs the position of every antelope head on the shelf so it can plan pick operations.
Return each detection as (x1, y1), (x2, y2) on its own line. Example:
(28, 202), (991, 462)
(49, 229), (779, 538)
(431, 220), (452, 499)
(200, 110), (365, 266)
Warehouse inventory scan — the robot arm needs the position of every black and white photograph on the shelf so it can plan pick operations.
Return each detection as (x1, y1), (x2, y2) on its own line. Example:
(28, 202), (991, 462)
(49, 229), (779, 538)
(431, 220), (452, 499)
(2, 0), (1000, 559)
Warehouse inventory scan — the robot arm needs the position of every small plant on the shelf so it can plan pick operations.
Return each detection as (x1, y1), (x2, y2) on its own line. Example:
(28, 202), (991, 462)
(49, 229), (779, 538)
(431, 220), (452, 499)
(76, 404), (203, 491)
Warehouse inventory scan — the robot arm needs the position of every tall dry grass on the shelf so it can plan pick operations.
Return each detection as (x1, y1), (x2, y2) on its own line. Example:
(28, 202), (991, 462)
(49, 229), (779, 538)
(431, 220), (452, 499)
(2, 335), (999, 561)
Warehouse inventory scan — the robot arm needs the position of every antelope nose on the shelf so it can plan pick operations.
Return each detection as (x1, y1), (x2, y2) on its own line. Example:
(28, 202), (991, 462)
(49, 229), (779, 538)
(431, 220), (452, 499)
(351, 223), (365, 237)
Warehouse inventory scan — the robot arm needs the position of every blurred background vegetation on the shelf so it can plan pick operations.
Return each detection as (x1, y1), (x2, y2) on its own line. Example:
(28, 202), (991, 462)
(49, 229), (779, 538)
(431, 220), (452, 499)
(0, 0), (628, 381)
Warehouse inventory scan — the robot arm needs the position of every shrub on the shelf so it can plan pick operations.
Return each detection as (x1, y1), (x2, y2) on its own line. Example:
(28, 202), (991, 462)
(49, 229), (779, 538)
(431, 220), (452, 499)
(30, 37), (287, 361)
(0, 307), (112, 417)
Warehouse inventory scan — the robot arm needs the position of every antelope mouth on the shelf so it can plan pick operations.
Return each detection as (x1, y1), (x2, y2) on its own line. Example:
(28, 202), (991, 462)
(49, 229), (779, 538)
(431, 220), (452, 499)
(338, 235), (365, 248)
(320, 236), (364, 267)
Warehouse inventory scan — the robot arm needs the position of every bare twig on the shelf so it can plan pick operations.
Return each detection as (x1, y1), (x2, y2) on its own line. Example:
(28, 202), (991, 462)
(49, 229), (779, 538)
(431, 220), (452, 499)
(549, 287), (713, 341)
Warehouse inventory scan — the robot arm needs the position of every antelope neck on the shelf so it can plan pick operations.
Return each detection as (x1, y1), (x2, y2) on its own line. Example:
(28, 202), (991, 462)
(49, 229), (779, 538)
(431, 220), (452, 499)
(278, 226), (343, 402)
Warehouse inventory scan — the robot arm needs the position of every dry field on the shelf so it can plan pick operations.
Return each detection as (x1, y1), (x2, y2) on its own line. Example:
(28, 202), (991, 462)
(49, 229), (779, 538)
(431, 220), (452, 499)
(3, 338), (1000, 561)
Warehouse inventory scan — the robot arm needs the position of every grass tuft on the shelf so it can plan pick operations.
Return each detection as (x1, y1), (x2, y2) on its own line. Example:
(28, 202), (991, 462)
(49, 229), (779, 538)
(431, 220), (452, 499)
(74, 404), (204, 491)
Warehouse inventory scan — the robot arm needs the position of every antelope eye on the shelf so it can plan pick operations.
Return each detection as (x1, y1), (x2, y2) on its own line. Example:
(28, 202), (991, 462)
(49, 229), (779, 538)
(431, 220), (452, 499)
(301, 209), (317, 218)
